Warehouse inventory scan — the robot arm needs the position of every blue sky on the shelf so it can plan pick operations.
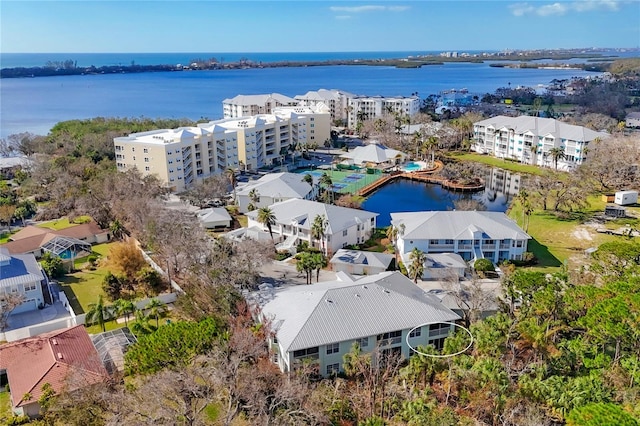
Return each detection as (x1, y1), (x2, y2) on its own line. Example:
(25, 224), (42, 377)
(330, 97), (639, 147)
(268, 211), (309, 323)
(1, 1), (638, 53)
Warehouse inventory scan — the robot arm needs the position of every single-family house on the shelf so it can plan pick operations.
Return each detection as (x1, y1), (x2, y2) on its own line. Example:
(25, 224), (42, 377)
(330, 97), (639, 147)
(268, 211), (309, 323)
(329, 249), (394, 275)
(338, 141), (407, 168)
(196, 207), (233, 229)
(0, 248), (47, 314)
(245, 199), (378, 255)
(255, 271), (460, 376)
(390, 211), (530, 265)
(2, 222), (110, 257)
(0, 325), (109, 418)
(236, 172), (318, 213)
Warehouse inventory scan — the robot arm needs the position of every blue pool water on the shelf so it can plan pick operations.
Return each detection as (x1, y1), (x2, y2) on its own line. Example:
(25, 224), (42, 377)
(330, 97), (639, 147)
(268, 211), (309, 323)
(403, 162), (423, 172)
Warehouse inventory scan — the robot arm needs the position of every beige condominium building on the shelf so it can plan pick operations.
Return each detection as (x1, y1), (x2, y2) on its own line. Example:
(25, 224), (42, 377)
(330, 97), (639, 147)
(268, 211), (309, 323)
(114, 105), (330, 192)
(347, 95), (421, 129)
(222, 93), (298, 119)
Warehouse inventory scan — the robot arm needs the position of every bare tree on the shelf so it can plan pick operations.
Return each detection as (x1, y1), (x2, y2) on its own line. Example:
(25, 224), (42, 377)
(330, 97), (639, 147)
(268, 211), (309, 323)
(441, 272), (497, 326)
(0, 293), (25, 331)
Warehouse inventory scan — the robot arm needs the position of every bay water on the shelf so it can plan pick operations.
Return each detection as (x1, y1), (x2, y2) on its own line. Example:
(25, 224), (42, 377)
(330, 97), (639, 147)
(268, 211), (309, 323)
(1, 55), (603, 138)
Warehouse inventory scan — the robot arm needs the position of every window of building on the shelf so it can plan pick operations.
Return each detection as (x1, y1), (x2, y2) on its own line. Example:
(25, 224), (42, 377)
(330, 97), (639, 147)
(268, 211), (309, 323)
(355, 337), (369, 348)
(326, 343), (339, 355)
(132, 156), (136, 161)
(326, 363), (340, 376)
(143, 148), (148, 153)
(24, 283), (36, 292)
(144, 166), (150, 171)
(293, 347), (319, 358)
(409, 327), (421, 338)
(343, 229), (348, 236)
(516, 241), (523, 248)
(429, 323), (449, 332)
(132, 147), (135, 152)
(377, 330), (402, 345)
(429, 337), (446, 351)
(429, 239), (439, 245)
(485, 239), (494, 245)
(445, 239), (454, 245)
(144, 157), (149, 162)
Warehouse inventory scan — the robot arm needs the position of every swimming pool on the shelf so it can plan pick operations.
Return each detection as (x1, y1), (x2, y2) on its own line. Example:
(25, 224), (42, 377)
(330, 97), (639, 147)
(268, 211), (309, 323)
(403, 161), (425, 172)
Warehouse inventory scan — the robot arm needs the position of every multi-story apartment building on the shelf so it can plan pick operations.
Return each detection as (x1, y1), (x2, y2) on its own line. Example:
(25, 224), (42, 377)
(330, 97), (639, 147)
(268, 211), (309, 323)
(245, 198), (378, 256)
(222, 93), (297, 119)
(255, 271), (460, 376)
(390, 211), (531, 264)
(347, 95), (420, 129)
(294, 89), (355, 124)
(472, 115), (608, 170)
(114, 106), (330, 192)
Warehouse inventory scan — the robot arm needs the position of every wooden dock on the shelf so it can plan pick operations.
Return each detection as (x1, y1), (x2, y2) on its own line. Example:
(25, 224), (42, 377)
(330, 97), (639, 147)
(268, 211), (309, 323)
(357, 162), (484, 197)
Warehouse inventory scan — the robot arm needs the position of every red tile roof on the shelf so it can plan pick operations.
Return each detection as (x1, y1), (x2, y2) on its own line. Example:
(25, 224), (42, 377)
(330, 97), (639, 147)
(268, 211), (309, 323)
(0, 325), (108, 408)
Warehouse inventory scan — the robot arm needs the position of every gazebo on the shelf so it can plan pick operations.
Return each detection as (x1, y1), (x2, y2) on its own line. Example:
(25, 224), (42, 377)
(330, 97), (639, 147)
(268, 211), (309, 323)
(40, 236), (92, 260)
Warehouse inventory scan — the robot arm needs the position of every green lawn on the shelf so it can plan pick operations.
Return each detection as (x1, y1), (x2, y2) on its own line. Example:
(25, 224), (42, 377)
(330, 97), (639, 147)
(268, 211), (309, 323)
(37, 215), (92, 231)
(508, 195), (618, 271)
(0, 391), (11, 423)
(59, 268), (110, 314)
(448, 152), (546, 176)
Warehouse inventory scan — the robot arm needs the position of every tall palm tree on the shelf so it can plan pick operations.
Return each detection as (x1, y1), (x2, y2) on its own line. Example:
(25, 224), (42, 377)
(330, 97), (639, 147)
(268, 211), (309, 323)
(422, 136), (438, 165)
(302, 173), (313, 186)
(86, 295), (112, 333)
(549, 147), (566, 170)
(113, 298), (136, 327)
(319, 173), (333, 204)
(312, 252), (328, 282)
(407, 248), (426, 284)
(311, 214), (328, 254)
(226, 168), (237, 203)
(529, 144), (538, 165)
(386, 223), (405, 270)
(130, 309), (151, 337)
(257, 207), (277, 249)
(146, 298), (167, 329)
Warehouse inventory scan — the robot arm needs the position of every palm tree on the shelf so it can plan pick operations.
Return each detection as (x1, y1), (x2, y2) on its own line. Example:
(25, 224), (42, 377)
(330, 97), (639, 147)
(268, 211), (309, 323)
(302, 173), (313, 186)
(529, 144), (538, 165)
(130, 309), (151, 337)
(407, 248), (426, 283)
(549, 147), (566, 170)
(248, 188), (260, 206)
(422, 136), (438, 166)
(113, 298), (136, 327)
(109, 219), (128, 241)
(319, 173), (333, 204)
(226, 167), (237, 203)
(145, 298), (167, 329)
(312, 252), (328, 282)
(257, 207), (277, 250)
(86, 295), (112, 333)
(311, 214), (328, 254)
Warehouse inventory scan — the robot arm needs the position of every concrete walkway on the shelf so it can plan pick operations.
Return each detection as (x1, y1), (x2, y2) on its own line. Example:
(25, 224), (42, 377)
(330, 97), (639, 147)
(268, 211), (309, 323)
(6, 301), (71, 331)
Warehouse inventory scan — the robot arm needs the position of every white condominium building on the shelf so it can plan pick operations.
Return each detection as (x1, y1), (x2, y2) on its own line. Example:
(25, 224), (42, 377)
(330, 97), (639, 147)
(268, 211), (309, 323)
(222, 93), (297, 119)
(295, 89), (355, 124)
(347, 95), (420, 129)
(114, 106), (330, 192)
(472, 115), (608, 170)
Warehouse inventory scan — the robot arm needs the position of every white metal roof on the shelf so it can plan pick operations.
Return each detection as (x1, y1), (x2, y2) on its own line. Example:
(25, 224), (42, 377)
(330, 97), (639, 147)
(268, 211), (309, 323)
(474, 115), (608, 142)
(236, 173), (312, 199)
(258, 271), (460, 352)
(391, 211), (530, 241)
(246, 199), (378, 235)
(330, 249), (394, 269)
(340, 142), (406, 165)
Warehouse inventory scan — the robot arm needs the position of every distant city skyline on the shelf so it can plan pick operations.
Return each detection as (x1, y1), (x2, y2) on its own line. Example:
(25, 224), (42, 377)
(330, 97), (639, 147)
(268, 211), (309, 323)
(1, 1), (638, 54)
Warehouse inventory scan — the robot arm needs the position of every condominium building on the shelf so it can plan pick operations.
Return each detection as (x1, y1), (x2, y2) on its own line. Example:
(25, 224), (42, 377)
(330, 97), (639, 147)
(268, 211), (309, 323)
(114, 106), (330, 192)
(294, 89), (355, 124)
(254, 271), (460, 376)
(222, 93), (297, 119)
(390, 211), (531, 264)
(347, 95), (420, 129)
(472, 115), (608, 170)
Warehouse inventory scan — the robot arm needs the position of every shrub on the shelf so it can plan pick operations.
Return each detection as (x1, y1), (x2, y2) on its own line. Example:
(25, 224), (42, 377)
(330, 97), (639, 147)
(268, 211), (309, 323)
(40, 252), (64, 278)
(6, 415), (31, 426)
(275, 251), (291, 261)
(474, 258), (495, 273)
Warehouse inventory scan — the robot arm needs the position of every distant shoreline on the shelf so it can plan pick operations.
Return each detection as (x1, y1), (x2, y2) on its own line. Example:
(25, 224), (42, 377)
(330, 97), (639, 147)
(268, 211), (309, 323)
(0, 52), (617, 79)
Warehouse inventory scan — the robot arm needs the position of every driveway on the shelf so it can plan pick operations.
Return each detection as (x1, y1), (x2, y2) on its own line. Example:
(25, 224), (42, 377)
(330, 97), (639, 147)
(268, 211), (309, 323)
(259, 258), (336, 287)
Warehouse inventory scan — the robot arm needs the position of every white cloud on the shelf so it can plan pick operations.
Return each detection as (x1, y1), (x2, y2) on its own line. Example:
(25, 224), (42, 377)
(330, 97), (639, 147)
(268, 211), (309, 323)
(537, 2), (568, 16)
(509, 0), (621, 16)
(329, 5), (409, 13)
(335, 15), (351, 20)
